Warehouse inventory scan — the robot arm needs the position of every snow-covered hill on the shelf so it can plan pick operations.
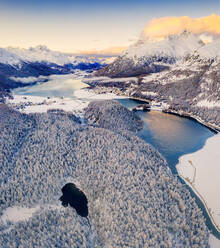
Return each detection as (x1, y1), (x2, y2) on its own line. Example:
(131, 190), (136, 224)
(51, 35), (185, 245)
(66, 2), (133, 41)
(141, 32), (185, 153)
(197, 39), (220, 59)
(0, 101), (209, 247)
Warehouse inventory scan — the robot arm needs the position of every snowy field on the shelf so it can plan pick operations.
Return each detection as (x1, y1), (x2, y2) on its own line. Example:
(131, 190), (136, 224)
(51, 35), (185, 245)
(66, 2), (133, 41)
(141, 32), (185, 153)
(1, 204), (63, 225)
(1, 206), (41, 224)
(74, 88), (127, 100)
(7, 89), (127, 117)
(197, 99), (220, 108)
(6, 95), (90, 118)
(177, 134), (220, 234)
(209, 234), (220, 248)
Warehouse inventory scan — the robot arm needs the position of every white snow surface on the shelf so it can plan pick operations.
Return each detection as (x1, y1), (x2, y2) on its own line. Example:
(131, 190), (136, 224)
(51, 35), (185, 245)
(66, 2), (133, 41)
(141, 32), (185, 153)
(197, 99), (220, 108)
(121, 32), (220, 64)
(1, 204), (62, 224)
(209, 234), (220, 248)
(7, 95), (90, 116)
(123, 32), (204, 61)
(198, 39), (220, 59)
(0, 48), (22, 66)
(1, 206), (40, 224)
(74, 88), (127, 100)
(0, 45), (113, 66)
(177, 134), (220, 231)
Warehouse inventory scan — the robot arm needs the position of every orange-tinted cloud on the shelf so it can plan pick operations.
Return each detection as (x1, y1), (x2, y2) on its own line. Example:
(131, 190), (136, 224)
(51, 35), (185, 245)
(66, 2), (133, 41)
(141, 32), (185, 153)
(141, 14), (220, 41)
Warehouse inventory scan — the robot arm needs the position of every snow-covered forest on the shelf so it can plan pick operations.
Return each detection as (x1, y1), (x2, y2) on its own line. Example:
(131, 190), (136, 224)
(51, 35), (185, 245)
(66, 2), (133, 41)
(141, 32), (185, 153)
(0, 101), (209, 247)
(85, 100), (143, 132)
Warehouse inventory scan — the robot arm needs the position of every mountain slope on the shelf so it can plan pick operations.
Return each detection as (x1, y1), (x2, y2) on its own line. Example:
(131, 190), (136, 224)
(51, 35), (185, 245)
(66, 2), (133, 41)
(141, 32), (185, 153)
(95, 32), (205, 77)
(6, 45), (75, 66)
(3, 45), (112, 67)
(91, 33), (220, 130)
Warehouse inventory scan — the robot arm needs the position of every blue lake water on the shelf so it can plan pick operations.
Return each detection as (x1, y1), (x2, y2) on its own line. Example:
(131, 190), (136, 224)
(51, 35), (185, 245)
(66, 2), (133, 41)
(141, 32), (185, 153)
(118, 98), (220, 239)
(118, 99), (214, 172)
(13, 75), (88, 98)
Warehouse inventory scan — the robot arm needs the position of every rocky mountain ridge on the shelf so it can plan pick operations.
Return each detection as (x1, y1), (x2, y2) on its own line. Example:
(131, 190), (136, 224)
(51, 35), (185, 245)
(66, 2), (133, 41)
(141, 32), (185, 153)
(95, 32), (220, 78)
(1, 45), (112, 66)
(92, 32), (220, 131)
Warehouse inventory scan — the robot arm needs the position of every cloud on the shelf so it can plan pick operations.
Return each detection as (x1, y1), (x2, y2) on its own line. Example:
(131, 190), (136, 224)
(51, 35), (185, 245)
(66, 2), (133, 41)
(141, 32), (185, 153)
(141, 14), (220, 42)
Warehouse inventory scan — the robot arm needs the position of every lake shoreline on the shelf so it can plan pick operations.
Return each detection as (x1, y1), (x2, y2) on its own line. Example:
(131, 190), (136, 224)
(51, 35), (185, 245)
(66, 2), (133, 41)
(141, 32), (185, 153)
(86, 85), (220, 134)
(129, 97), (219, 134)
(162, 109), (220, 134)
(178, 170), (220, 235)
(177, 134), (220, 237)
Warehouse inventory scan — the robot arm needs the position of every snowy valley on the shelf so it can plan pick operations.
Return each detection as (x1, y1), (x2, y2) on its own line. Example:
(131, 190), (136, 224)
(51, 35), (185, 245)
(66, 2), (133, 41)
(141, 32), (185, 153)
(0, 30), (220, 247)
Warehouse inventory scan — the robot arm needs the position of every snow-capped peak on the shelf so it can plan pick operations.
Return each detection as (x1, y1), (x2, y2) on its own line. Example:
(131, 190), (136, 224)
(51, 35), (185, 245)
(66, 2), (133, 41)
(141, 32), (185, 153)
(6, 46), (76, 66)
(197, 39), (220, 59)
(123, 32), (205, 62)
(0, 48), (22, 66)
(29, 45), (50, 52)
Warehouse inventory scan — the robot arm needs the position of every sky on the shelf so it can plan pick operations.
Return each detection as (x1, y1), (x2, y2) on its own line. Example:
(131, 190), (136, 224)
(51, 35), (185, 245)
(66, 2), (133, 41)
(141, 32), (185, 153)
(0, 0), (220, 53)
